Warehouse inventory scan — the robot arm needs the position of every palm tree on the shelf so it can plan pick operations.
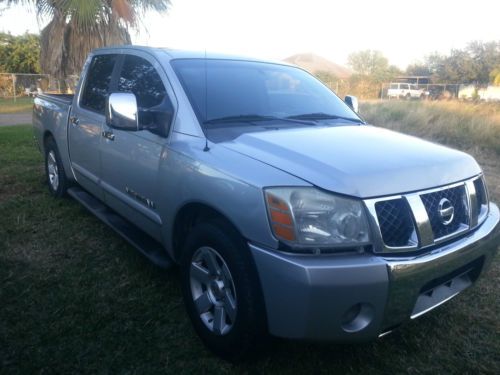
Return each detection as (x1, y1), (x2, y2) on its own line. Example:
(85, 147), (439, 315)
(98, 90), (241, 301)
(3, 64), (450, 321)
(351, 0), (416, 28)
(1, 0), (169, 79)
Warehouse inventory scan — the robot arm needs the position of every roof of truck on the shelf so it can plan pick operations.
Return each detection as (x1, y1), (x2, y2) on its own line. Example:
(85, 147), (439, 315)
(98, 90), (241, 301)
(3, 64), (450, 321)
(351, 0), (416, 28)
(91, 45), (291, 66)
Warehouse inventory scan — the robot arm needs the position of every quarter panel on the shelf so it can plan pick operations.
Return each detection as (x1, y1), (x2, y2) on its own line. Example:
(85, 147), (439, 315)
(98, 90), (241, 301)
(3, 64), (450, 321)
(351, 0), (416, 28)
(33, 95), (73, 181)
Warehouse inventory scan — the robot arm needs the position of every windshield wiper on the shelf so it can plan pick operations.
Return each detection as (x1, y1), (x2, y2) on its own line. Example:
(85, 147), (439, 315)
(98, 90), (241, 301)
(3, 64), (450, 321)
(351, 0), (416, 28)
(203, 114), (315, 126)
(287, 112), (364, 124)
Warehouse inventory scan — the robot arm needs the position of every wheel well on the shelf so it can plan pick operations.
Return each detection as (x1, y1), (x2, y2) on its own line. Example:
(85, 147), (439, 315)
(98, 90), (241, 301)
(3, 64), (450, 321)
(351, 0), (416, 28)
(172, 203), (243, 262)
(43, 131), (54, 150)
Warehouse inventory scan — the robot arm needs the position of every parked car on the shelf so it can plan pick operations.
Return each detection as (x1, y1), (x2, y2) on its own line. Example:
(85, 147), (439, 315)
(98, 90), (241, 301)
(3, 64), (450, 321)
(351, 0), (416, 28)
(478, 85), (500, 102)
(33, 46), (499, 360)
(458, 84), (477, 101)
(387, 82), (429, 99)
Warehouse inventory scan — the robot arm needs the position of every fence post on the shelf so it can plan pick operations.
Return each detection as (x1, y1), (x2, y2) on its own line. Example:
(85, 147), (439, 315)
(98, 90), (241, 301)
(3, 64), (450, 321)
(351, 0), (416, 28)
(11, 74), (16, 102)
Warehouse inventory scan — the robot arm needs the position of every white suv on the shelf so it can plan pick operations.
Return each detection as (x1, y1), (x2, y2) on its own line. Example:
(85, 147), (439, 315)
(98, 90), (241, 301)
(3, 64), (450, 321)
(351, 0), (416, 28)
(388, 83), (428, 99)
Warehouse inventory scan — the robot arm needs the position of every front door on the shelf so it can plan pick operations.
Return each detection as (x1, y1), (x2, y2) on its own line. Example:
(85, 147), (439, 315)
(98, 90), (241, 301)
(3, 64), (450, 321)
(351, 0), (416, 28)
(68, 54), (119, 199)
(100, 53), (174, 240)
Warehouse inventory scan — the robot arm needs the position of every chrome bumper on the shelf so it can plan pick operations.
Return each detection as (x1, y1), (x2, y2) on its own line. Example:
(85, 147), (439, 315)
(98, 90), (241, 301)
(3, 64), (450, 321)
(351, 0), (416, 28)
(250, 203), (499, 341)
(381, 202), (500, 331)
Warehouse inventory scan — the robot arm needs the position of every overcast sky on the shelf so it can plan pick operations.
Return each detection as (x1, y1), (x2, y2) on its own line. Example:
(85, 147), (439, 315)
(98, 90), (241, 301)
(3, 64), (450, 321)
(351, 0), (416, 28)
(1, 0), (499, 69)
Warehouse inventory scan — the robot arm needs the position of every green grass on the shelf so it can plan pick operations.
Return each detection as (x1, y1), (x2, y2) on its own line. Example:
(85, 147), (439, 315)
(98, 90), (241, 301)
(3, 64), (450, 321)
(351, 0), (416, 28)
(0, 97), (34, 114)
(1, 124), (499, 374)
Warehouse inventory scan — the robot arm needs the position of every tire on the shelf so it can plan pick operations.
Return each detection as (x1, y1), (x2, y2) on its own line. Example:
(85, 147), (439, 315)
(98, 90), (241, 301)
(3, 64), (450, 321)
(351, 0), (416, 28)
(405, 93), (411, 100)
(180, 220), (267, 361)
(44, 137), (69, 197)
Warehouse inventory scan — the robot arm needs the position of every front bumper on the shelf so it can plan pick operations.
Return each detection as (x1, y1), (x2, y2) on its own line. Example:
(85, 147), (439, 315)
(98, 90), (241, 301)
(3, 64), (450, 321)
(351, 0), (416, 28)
(250, 203), (500, 341)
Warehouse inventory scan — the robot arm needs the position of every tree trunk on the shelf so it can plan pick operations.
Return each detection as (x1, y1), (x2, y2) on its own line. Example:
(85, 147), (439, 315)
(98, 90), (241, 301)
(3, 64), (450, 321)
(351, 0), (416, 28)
(40, 12), (131, 86)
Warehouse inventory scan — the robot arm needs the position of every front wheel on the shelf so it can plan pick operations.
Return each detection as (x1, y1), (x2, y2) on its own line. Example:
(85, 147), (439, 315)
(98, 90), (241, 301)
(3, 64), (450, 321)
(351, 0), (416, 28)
(44, 137), (69, 197)
(180, 220), (267, 360)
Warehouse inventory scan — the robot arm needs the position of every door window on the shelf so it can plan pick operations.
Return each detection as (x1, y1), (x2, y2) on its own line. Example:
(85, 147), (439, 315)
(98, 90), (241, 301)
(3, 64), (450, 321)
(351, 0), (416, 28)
(80, 54), (118, 114)
(118, 55), (167, 108)
(117, 55), (172, 134)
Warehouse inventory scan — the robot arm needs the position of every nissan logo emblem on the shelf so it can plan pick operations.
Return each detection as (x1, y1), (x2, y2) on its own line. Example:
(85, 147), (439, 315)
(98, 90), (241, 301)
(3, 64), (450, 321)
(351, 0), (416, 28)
(438, 198), (454, 225)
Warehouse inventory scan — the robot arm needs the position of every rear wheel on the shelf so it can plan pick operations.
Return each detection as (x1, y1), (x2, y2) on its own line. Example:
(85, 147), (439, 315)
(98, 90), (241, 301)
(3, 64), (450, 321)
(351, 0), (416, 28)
(180, 220), (267, 360)
(405, 93), (411, 100)
(44, 137), (69, 197)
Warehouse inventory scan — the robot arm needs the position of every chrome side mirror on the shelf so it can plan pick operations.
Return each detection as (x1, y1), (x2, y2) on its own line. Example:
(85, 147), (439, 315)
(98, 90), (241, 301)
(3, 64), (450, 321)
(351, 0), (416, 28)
(106, 92), (139, 131)
(345, 95), (359, 113)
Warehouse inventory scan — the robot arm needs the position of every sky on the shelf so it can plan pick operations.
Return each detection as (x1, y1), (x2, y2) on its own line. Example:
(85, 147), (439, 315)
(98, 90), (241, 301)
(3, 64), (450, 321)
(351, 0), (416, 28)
(1, 0), (499, 69)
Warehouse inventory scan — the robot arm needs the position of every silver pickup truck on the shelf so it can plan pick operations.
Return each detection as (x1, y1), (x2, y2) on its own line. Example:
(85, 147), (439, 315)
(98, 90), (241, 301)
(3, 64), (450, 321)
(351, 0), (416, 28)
(33, 46), (499, 360)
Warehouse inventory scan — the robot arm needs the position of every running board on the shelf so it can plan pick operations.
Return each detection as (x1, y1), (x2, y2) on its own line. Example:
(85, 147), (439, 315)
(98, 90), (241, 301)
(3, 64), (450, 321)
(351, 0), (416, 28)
(67, 187), (173, 268)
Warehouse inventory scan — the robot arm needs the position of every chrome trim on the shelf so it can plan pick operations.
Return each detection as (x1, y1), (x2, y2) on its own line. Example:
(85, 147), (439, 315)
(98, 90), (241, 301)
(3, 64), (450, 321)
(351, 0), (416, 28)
(475, 176), (490, 226)
(410, 290), (461, 319)
(366, 176), (484, 253)
(465, 180), (478, 227)
(378, 329), (394, 338)
(406, 194), (434, 247)
(432, 223), (469, 244)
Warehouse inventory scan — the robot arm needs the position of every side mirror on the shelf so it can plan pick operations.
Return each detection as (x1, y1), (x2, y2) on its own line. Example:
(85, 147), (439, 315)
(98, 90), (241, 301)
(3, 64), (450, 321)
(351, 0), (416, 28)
(106, 93), (139, 131)
(345, 95), (359, 113)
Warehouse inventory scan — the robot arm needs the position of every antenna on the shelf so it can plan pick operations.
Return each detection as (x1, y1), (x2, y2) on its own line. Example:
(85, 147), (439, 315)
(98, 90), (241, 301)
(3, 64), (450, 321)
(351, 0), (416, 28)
(203, 48), (210, 152)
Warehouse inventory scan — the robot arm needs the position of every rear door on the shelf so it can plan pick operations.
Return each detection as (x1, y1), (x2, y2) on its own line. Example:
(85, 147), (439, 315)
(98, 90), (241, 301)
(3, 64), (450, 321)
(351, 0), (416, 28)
(69, 53), (119, 199)
(100, 52), (174, 240)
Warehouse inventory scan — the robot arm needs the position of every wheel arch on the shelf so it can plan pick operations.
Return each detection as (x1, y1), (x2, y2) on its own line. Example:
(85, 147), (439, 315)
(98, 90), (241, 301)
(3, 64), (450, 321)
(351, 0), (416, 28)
(171, 201), (247, 263)
(42, 130), (55, 152)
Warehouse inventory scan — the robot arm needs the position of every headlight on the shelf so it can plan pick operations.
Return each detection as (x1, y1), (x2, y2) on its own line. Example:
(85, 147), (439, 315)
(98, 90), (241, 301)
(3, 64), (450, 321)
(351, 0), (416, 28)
(265, 187), (370, 250)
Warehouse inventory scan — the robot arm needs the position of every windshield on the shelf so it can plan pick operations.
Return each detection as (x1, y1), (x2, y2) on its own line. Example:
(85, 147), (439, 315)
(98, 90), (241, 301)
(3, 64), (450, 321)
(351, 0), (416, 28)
(171, 59), (361, 126)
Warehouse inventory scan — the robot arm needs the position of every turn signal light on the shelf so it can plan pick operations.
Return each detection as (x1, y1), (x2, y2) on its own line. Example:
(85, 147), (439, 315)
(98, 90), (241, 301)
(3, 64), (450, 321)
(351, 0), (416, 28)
(266, 192), (296, 241)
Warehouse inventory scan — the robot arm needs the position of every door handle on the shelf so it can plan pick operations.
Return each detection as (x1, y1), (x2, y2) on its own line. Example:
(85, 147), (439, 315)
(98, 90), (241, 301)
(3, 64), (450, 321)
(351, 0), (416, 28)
(102, 130), (115, 141)
(70, 116), (80, 126)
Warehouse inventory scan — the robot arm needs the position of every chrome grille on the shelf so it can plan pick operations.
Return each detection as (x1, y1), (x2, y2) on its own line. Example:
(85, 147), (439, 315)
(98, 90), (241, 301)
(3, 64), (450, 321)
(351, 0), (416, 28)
(375, 199), (415, 247)
(365, 176), (489, 253)
(420, 185), (469, 239)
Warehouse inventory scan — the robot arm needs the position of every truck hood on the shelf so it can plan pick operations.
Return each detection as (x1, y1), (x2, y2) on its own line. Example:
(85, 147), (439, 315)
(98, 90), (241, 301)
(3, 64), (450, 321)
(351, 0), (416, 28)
(220, 125), (481, 198)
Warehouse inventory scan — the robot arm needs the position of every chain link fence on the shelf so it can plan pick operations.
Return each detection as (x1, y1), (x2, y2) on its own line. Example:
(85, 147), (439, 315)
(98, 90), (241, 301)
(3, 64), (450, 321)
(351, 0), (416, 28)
(0, 73), (79, 100)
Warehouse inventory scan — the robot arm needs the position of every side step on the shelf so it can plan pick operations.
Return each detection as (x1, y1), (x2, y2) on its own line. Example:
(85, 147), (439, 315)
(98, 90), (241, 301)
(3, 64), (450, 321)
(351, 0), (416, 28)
(67, 186), (173, 269)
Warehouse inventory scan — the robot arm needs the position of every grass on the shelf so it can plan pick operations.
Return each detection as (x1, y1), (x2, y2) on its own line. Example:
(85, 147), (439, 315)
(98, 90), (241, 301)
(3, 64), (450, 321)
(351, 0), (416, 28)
(0, 97), (34, 114)
(1, 117), (499, 374)
(360, 100), (500, 155)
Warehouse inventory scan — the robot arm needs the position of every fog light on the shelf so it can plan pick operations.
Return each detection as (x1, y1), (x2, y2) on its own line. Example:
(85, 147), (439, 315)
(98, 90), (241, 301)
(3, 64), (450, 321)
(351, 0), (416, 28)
(341, 303), (375, 333)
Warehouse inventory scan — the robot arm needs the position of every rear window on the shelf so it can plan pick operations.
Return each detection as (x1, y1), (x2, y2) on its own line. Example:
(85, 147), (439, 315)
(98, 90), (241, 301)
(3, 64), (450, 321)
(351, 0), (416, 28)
(80, 54), (118, 114)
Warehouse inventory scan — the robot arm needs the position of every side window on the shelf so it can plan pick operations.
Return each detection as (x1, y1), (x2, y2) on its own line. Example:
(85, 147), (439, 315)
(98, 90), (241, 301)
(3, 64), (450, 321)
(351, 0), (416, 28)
(80, 54), (117, 114)
(118, 55), (173, 136)
(118, 55), (167, 109)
